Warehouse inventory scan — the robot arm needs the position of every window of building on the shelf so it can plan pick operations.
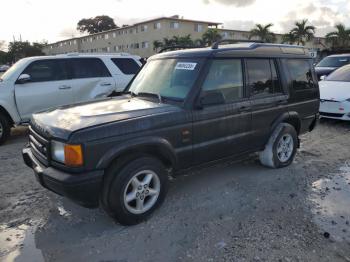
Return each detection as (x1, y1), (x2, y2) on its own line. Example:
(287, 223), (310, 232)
(195, 24), (203, 32)
(111, 58), (141, 75)
(141, 25), (148, 32)
(246, 59), (282, 97)
(112, 32), (116, 38)
(201, 59), (244, 102)
(170, 21), (180, 29)
(107, 46), (110, 52)
(105, 34), (109, 40)
(22, 59), (69, 82)
(70, 58), (111, 79)
(285, 59), (314, 90)
(73, 40), (77, 45)
(142, 42), (149, 49)
(154, 22), (161, 29)
(134, 43), (140, 49)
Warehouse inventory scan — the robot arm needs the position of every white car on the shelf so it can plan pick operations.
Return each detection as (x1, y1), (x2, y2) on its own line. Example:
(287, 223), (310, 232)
(0, 53), (142, 144)
(319, 64), (350, 121)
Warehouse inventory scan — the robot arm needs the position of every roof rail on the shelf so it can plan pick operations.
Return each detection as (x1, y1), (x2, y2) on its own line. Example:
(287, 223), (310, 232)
(158, 45), (203, 53)
(211, 39), (264, 49)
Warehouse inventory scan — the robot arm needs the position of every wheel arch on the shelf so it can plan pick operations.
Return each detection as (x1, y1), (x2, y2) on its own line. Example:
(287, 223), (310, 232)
(271, 111), (301, 135)
(96, 137), (177, 170)
(0, 105), (14, 126)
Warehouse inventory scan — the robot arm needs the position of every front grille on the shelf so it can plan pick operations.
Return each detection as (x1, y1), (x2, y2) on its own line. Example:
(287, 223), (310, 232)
(29, 126), (49, 166)
(319, 112), (344, 118)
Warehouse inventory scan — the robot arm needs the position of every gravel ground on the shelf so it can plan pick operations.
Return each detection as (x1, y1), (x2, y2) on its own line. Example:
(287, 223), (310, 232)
(0, 120), (350, 262)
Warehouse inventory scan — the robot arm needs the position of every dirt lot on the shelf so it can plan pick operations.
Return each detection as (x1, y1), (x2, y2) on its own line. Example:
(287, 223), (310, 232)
(0, 120), (350, 262)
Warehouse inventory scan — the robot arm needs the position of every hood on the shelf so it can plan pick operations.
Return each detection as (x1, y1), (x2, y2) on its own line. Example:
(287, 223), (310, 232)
(315, 67), (337, 76)
(319, 81), (350, 101)
(31, 96), (180, 140)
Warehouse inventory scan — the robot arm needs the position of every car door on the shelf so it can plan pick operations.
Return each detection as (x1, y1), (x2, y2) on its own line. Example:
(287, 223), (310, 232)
(245, 58), (288, 149)
(192, 59), (252, 165)
(14, 59), (73, 121)
(68, 58), (116, 104)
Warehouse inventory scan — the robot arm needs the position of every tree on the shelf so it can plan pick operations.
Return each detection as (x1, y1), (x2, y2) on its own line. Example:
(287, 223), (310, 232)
(290, 19), (315, 45)
(281, 32), (297, 45)
(77, 15), (117, 34)
(153, 40), (163, 52)
(202, 28), (222, 46)
(6, 41), (45, 62)
(249, 23), (275, 43)
(325, 23), (350, 48)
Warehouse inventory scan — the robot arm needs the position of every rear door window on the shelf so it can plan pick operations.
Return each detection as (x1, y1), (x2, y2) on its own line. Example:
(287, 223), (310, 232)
(201, 59), (244, 102)
(70, 58), (111, 79)
(111, 58), (140, 75)
(285, 59), (314, 90)
(22, 59), (69, 82)
(246, 59), (282, 97)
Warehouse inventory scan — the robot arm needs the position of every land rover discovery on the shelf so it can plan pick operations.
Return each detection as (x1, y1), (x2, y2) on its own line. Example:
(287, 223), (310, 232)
(23, 42), (319, 225)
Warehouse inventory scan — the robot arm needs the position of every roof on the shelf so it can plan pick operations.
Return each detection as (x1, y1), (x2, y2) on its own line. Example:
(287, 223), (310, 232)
(151, 43), (310, 59)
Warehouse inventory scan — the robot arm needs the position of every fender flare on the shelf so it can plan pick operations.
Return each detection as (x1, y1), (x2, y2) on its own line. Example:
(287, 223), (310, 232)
(270, 111), (301, 135)
(96, 136), (177, 169)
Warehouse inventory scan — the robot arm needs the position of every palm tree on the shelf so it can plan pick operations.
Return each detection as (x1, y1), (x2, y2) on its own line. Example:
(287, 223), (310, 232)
(202, 29), (222, 46)
(325, 23), (350, 48)
(153, 40), (163, 52)
(282, 32), (297, 45)
(290, 19), (316, 45)
(249, 23), (276, 43)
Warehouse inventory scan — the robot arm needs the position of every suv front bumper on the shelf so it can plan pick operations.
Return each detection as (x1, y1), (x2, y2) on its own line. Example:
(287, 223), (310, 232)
(22, 146), (103, 207)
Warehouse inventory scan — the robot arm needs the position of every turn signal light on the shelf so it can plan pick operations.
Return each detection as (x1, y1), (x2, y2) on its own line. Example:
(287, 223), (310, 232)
(64, 144), (83, 167)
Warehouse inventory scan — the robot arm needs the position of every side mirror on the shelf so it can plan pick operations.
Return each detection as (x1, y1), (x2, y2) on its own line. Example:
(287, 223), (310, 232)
(320, 75), (326, 81)
(17, 74), (31, 84)
(199, 91), (225, 107)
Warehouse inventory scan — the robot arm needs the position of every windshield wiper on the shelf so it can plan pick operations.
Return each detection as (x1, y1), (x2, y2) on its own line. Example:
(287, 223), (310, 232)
(137, 92), (162, 103)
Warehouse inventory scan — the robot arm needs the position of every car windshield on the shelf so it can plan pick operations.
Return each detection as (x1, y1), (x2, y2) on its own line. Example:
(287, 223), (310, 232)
(128, 58), (203, 102)
(325, 65), (350, 82)
(0, 59), (28, 81)
(316, 56), (350, 68)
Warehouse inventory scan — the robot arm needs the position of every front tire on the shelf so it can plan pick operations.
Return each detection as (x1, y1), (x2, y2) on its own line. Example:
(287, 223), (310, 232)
(102, 156), (169, 225)
(259, 123), (298, 168)
(0, 113), (11, 145)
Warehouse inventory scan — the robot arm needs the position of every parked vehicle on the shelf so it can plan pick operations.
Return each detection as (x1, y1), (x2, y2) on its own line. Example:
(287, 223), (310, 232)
(315, 54), (350, 80)
(0, 53), (142, 144)
(319, 64), (350, 121)
(0, 65), (10, 72)
(22, 42), (319, 225)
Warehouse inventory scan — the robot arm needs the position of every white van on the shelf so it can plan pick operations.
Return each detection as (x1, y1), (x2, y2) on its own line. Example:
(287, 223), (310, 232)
(0, 53), (142, 144)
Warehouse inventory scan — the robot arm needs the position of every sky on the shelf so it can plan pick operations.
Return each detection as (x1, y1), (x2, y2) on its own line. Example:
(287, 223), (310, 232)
(0, 0), (350, 46)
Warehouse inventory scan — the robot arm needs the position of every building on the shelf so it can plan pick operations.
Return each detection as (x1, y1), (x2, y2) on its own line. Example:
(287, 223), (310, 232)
(43, 15), (327, 58)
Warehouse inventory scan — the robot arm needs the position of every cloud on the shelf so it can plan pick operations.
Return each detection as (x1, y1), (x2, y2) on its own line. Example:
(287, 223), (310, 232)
(203, 0), (255, 7)
(278, 3), (345, 36)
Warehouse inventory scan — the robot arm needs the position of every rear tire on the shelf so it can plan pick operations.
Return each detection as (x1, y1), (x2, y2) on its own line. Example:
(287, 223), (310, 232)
(102, 156), (169, 225)
(259, 123), (298, 168)
(0, 113), (11, 145)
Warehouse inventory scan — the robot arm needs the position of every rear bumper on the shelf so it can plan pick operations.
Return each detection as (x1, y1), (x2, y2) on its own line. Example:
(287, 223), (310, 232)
(22, 146), (104, 207)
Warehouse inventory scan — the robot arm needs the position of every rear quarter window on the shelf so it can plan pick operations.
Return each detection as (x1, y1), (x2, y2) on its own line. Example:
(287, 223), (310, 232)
(70, 58), (111, 79)
(285, 59), (315, 90)
(111, 58), (140, 75)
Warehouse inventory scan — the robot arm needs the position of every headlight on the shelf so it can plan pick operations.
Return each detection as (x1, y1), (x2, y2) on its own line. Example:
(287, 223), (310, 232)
(51, 141), (83, 167)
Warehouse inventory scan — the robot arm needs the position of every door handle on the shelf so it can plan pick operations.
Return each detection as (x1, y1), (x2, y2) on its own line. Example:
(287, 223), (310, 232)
(59, 85), (71, 90)
(100, 82), (112, 86)
(239, 105), (251, 112)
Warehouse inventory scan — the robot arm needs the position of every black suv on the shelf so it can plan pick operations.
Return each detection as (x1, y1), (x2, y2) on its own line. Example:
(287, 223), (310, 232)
(23, 42), (319, 225)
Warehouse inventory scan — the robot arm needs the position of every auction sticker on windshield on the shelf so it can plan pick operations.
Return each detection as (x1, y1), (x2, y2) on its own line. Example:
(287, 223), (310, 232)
(175, 62), (197, 70)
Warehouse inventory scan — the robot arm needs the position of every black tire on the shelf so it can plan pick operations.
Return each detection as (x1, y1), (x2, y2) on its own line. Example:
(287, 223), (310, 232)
(102, 156), (169, 225)
(0, 113), (11, 145)
(259, 123), (298, 168)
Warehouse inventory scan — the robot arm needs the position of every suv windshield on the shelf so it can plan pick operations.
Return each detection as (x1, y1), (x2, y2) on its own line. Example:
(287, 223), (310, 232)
(316, 56), (350, 68)
(129, 58), (203, 101)
(0, 59), (28, 81)
(325, 65), (350, 82)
